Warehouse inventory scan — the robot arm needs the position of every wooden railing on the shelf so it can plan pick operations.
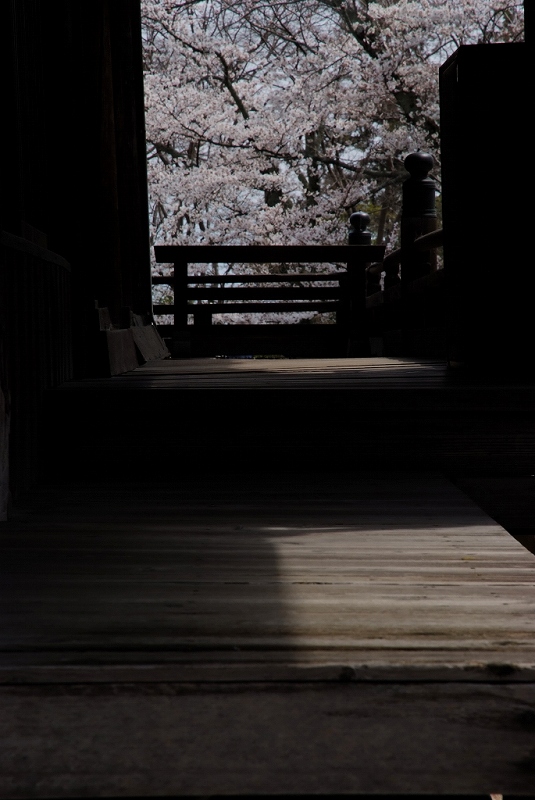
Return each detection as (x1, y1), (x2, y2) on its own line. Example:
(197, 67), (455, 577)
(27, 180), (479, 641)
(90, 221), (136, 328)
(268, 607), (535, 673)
(366, 227), (444, 297)
(153, 244), (384, 357)
(151, 152), (446, 359)
(362, 153), (446, 358)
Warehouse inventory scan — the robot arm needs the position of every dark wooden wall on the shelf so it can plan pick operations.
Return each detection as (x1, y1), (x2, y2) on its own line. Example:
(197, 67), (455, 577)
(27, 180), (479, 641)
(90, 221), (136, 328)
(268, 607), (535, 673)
(1, 0), (155, 509)
(439, 41), (530, 373)
(2, 0), (153, 365)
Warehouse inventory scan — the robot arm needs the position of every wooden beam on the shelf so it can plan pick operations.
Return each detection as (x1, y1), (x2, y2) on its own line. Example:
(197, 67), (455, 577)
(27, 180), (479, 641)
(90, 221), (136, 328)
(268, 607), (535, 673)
(154, 244), (385, 264)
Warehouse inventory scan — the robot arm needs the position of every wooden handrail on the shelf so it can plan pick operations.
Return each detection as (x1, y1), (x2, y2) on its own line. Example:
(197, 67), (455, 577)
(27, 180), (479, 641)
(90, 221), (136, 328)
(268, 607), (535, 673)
(366, 228), (443, 294)
(153, 301), (340, 316)
(412, 228), (444, 250)
(152, 272), (346, 285)
(375, 228), (444, 271)
(1, 230), (71, 271)
(154, 244), (381, 264)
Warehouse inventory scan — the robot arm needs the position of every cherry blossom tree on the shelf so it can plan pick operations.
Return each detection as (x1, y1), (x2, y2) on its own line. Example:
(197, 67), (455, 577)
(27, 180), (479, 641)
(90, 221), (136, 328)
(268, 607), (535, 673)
(142, 0), (523, 320)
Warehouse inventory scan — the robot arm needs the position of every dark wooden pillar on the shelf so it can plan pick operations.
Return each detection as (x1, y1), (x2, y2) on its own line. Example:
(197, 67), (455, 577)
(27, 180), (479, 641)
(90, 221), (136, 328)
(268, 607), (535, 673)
(57, 1), (153, 326)
(108, 1), (153, 321)
(440, 43), (529, 375)
(3, 0), (156, 377)
(524, 0), (534, 46)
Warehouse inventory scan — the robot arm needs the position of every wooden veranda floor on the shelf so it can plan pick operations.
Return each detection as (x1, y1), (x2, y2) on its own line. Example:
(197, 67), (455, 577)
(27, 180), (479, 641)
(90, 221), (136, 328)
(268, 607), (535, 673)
(1, 358), (535, 797)
(49, 356), (535, 478)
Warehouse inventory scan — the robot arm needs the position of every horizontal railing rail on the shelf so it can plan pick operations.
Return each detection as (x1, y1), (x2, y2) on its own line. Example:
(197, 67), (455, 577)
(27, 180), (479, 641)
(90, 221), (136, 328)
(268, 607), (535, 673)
(152, 272), (346, 285)
(153, 244), (380, 264)
(366, 228), (444, 294)
(154, 302), (342, 316)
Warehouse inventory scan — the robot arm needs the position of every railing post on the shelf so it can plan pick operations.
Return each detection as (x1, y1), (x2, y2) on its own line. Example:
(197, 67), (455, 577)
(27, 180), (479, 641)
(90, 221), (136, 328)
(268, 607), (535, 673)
(401, 152), (438, 283)
(173, 259), (189, 330)
(345, 211), (372, 356)
(348, 211), (372, 247)
(193, 306), (212, 328)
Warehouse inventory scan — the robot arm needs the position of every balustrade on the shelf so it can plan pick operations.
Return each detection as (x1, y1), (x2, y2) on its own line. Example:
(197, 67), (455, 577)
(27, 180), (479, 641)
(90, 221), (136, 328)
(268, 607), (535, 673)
(151, 151), (448, 358)
(365, 152), (443, 299)
(153, 244), (384, 357)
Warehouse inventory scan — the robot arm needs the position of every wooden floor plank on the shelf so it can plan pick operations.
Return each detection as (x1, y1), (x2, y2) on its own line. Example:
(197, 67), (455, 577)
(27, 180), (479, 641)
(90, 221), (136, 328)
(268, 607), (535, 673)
(56, 357), (455, 389)
(3, 473), (534, 676)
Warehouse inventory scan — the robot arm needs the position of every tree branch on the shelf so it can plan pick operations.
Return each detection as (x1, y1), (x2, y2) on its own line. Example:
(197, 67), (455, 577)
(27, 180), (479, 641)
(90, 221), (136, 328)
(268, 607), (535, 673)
(216, 52), (249, 120)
